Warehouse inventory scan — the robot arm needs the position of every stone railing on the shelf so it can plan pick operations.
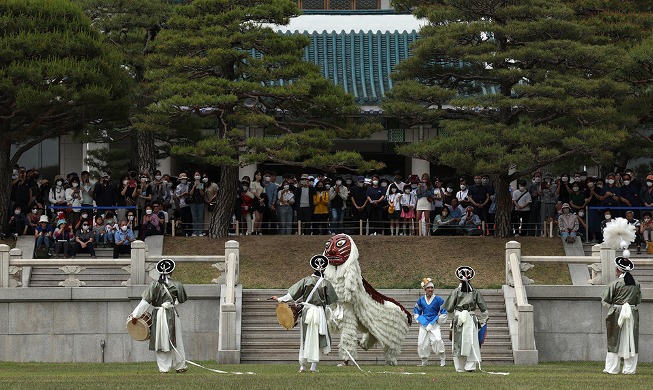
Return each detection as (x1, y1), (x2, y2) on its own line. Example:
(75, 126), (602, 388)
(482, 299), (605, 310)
(0, 240), (242, 364)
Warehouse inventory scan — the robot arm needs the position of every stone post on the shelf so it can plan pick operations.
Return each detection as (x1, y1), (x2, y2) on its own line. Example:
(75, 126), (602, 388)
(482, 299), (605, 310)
(224, 240), (240, 285)
(0, 244), (9, 288)
(505, 241), (521, 285)
(131, 240), (147, 285)
(600, 243), (615, 285)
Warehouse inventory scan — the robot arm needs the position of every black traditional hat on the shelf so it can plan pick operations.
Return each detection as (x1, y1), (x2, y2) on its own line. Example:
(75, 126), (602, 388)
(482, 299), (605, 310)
(156, 259), (176, 275)
(614, 256), (634, 272)
(310, 255), (328, 272)
(455, 266), (475, 281)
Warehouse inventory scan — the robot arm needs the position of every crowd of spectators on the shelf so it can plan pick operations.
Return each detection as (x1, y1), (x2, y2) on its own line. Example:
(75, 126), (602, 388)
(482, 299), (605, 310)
(5, 164), (653, 254)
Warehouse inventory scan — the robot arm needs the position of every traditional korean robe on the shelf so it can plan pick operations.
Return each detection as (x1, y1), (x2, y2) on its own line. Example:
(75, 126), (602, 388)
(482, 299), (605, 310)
(443, 288), (488, 372)
(602, 274), (641, 374)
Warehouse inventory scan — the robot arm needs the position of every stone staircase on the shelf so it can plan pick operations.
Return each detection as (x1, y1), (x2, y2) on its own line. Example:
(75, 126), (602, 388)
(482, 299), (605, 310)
(241, 288), (513, 365)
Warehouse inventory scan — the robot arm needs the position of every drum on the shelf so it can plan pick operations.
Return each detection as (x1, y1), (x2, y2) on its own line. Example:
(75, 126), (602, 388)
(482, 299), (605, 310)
(126, 312), (153, 341)
(275, 302), (300, 330)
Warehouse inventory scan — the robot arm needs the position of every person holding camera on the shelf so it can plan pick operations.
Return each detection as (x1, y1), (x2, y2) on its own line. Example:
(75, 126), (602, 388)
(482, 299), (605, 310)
(188, 171), (206, 236)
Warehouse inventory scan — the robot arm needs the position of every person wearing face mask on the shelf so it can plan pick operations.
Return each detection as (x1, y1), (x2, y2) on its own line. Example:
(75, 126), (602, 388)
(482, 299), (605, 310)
(5, 205), (28, 240)
(600, 174), (626, 219)
(624, 210), (643, 254)
(640, 174), (653, 209)
(141, 205), (161, 239)
(24, 204), (42, 235)
(366, 175), (386, 235)
(328, 176), (349, 235)
(174, 173), (193, 236)
(113, 220), (135, 258)
(276, 180), (295, 235)
(558, 203), (579, 243)
(443, 183), (456, 207)
(600, 209), (614, 240)
(293, 174), (316, 235)
(65, 176), (83, 228)
(72, 220), (96, 258)
(512, 180), (532, 236)
(640, 211), (653, 254)
(349, 175), (368, 234)
(312, 181), (330, 235)
(125, 210), (139, 238)
(118, 174), (138, 223)
(400, 182), (417, 235)
(569, 180), (587, 213)
(49, 174), (68, 214)
(455, 179), (470, 209)
(576, 208), (588, 239)
(188, 171), (206, 236)
(620, 173), (640, 208)
(386, 183), (402, 235)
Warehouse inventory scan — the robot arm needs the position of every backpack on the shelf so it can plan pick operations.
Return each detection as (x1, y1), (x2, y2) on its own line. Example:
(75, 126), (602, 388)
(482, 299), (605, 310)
(34, 244), (51, 259)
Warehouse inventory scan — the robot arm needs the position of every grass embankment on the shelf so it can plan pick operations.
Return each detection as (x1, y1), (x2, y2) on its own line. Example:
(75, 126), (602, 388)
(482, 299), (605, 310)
(164, 236), (570, 288)
(0, 361), (650, 390)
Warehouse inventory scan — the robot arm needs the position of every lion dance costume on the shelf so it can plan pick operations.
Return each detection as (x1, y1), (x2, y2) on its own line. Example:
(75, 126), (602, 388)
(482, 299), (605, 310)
(323, 234), (412, 365)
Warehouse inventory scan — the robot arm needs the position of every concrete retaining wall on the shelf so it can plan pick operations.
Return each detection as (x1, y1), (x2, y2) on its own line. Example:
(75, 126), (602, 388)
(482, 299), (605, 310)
(527, 286), (653, 362)
(0, 285), (240, 363)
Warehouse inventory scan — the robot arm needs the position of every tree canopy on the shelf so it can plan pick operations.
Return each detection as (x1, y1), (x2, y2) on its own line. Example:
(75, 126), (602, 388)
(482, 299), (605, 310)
(144, 0), (381, 236)
(0, 0), (132, 228)
(387, 0), (653, 236)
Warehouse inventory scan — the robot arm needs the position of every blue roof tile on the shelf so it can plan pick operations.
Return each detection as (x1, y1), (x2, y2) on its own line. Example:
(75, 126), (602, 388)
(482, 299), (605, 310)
(285, 30), (418, 104)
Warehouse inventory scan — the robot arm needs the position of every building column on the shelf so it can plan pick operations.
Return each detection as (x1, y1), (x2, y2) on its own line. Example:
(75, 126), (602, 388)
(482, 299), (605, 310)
(410, 158), (430, 177)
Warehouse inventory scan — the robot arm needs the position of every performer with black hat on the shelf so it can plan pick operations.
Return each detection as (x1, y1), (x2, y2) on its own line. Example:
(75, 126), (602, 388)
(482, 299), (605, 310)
(272, 255), (338, 373)
(128, 259), (188, 373)
(602, 256), (641, 374)
(601, 216), (641, 374)
(443, 266), (489, 372)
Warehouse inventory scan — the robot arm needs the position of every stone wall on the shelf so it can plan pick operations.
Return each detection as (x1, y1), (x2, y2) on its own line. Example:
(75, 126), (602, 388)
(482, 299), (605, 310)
(527, 285), (653, 362)
(0, 285), (239, 363)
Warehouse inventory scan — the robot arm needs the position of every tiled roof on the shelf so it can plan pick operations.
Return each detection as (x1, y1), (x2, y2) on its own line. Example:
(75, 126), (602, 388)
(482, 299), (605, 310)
(288, 30), (419, 104)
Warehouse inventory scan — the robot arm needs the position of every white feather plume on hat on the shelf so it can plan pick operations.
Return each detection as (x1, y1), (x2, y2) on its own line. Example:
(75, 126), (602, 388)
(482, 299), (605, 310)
(602, 217), (636, 256)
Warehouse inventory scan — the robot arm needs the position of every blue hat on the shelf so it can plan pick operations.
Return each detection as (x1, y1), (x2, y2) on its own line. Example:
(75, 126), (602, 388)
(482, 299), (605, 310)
(357, 176), (365, 182)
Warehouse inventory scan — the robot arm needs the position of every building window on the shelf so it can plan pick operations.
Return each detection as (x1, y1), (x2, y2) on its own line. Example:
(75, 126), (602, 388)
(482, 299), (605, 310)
(387, 129), (405, 142)
(297, 0), (380, 9)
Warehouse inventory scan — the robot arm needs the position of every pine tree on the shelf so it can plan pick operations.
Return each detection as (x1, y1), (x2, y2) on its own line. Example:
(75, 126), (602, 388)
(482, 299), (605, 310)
(0, 0), (132, 229)
(145, 0), (381, 237)
(387, 0), (653, 237)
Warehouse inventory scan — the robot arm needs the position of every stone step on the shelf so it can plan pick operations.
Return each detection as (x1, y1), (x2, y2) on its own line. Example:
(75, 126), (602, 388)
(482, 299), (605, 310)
(240, 289), (513, 365)
(28, 265), (129, 287)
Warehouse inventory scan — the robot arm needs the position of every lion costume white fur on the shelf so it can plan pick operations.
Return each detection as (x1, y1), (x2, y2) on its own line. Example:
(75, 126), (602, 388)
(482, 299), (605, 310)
(323, 234), (411, 365)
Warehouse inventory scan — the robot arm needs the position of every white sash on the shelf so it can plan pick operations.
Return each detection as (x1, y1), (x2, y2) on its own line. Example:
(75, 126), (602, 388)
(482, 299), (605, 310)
(618, 303), (636, 359)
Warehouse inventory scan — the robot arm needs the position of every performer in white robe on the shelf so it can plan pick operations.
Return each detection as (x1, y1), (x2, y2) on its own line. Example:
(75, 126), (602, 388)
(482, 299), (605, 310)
(414, 277), (448, 366)
(443, 266), (488, 372)
(129, 259), (188, 373)
(602, 256), (641, 374)
(272, 255), (338, 373)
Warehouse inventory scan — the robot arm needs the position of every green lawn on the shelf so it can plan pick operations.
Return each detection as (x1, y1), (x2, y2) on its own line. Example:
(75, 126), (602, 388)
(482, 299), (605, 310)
(0, 362), (651, 389)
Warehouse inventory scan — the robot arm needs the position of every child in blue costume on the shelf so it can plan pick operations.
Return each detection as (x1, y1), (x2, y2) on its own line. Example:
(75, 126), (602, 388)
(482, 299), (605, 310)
(414, 277), (448, 366)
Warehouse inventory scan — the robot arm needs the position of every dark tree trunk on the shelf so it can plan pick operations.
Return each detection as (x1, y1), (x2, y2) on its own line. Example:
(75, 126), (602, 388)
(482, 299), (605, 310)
(494, 174), (514, 238)
(209, 165), (238, 238)
(137, 129), (157, 174)
(0, 140), (12, 233)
